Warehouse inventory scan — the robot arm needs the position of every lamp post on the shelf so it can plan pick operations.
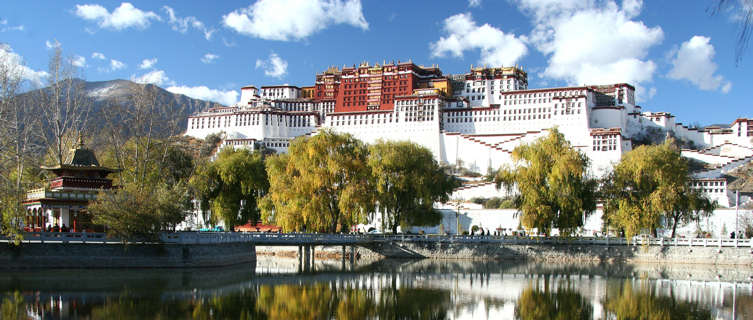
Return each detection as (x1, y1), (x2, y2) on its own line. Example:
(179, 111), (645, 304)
(456, 203), (461, 235)
(736, 190), (740, 238)
(453, 200), (465, 235)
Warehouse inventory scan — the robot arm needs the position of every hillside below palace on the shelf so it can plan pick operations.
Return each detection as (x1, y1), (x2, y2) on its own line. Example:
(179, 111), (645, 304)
(186, 61), (753, 208)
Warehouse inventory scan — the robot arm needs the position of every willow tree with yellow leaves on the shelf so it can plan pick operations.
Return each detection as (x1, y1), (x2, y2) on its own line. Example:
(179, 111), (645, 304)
(262, 130), (373, 233)
(368, 140), (460, 234)
(494, 128), (597, 236)
(601, 138), (716, 238)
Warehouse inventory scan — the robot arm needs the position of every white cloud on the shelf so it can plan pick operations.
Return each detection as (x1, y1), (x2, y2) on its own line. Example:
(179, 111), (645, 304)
(72, 55), (87, 68)
(91, 52), (106, 60)
(727, 0), (753, 22)
(163, 6), (215, 40)
(255, 53), (288, 78)
(468, 0), (481, 7)
(131, 69), (173, 86)
(430, 13), (528, 67)
(139, 57), (157, 69)
(129, 67), (238, 105)
(201, 53), (219, 64)
(668, 36), (732, 93)
(0, 43), (49, 87)
(45, 40), (61, 50)
(74, 2), (161, 30)
(166, 85), (239, 106)
(513, 0), (663, 101)
(1, 19), (24, 32)
(222, 38), (237, 47)
(222, 0), (368, 41)
(109, 59), (126, 71)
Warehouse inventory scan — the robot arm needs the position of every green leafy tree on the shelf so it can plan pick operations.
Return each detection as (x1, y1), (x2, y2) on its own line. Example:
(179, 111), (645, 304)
(368, 140), (459, 233)
(89, 183), (162, 241)
(602, 138), (715, 238)
(494, 128), (597, 236)
(262, 130), (373, 233)
(199, 133), (223, 158)
(91, 134), (196, 239)
(190, 147), (268, 229)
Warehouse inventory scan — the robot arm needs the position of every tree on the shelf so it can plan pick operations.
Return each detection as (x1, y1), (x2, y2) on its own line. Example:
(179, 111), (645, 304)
(92, 135), (196, 238)
(89, 183), (162, 241)
(190, 147), (268, 230)
(601, 138), (714, 238)
(494, 128), (597, 236)
(368, 140), (459, 233)
(0, 44), (43, 241)
(40, 46), (91, 166)
(262, 130), (373, 233)
(712, 1), (753, 64)
(659, 188), (717, 238)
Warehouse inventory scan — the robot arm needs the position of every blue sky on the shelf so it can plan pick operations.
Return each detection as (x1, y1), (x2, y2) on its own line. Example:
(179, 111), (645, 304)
(0, 0), (750, 126)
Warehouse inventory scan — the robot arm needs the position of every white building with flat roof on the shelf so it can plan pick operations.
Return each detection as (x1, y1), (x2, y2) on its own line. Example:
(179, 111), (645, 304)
(185, 64), (753, 208)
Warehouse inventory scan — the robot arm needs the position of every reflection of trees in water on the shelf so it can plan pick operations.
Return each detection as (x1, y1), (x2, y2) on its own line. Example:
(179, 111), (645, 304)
(1, 292), (24, 320)
(514, 278), (592, 320)
(8, 282), (450, 319)
(731, 295), (753, 320)
(255, 283), (449, 320)
(377, 287), (449, 319)
(603, 280), (712, 320)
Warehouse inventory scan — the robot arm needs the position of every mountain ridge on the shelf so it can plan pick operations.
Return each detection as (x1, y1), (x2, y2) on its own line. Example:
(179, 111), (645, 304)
(19, 78), (223, 140)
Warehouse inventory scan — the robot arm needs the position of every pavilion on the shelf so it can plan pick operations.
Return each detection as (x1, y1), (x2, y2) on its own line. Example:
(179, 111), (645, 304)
(22, 138), (118, 232)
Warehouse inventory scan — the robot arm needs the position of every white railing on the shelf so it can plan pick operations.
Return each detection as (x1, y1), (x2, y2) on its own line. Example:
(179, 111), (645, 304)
(6, 232), (120, 244)
(3, 231), (753, 248)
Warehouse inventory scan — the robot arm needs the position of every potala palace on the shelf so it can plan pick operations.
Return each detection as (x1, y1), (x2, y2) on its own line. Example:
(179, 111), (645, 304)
(185, 61), (753, 234)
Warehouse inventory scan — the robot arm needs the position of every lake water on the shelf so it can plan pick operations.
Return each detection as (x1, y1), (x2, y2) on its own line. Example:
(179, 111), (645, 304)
(1, 257), (752, 319)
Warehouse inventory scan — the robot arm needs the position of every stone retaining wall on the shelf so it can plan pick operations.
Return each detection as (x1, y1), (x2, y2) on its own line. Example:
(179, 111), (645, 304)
(0, 242), (256, 268)
(356, 242), (753, 266)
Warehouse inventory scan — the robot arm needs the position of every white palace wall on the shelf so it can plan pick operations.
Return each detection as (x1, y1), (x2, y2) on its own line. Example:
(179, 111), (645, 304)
(404, 207), (753, 238)
(186, 80), (752, 215)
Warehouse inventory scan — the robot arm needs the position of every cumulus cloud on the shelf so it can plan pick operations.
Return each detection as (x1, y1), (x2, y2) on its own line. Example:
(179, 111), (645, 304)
(167, 85), (239, 106)
(163, 6), (215, 40)
(201, 53), (219, 64)
(468, 0), (481, 7)
(129, 69), (238, 105)
(72, 55), (86, 68)
(430, 13), (528, 67)
(255, 53), (288, 78)
(139, 57), (157, 69)
(91, 52), (106, 60)
(222, 0), (368, 41)
(74, 2), (160, 30)
(45, 40), (61, 50)
(0, 43), (49, 87)
(131, 69), (173, 86)
(109, 59), (126, 71)
(513, 0), (663, 101)
(668, 36), (732, 93)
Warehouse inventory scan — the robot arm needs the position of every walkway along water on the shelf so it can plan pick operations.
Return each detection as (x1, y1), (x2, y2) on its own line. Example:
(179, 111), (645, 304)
(2, 232), (753, 267)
